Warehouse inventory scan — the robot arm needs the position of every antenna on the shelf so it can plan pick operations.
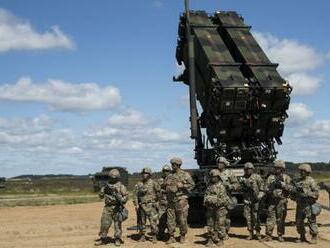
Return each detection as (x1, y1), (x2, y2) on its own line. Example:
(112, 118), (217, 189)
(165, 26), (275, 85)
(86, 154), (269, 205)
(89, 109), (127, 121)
(184, 0), (198, 139)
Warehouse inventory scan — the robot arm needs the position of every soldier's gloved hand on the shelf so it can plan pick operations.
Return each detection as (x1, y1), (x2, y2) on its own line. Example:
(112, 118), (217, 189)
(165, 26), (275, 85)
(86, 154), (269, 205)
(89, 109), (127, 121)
(299, 192), (309, 198)
(98, 192), (104, 199)
(257, 192), (265, 200)
(225, 184), (233, 191)
(140, 187), (147, 194)
(177, 182), (184, 189)
(280, 181), (286, 188)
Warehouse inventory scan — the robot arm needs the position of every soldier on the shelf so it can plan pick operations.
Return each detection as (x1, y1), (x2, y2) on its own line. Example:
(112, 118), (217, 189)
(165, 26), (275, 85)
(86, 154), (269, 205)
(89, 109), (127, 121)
(157, 165), (172, 240)
(204, 169), (229, 247)
(165, 157), (195, 244)
(133, 167), (160, 243)
(292, 164), (319, 244)
(240, 162), (264, 240)
(263, 160), (292, 242)
(216, 156), (239, 239)
(95, 169), (128, 246)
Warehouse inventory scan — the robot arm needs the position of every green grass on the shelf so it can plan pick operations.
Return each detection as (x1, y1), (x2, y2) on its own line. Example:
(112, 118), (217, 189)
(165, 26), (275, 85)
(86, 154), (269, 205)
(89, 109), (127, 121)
(0, 195), (100, 207)
(312, 172), (330, 183)
(0, 177), (101, 207)
(0, 178), (94, 195)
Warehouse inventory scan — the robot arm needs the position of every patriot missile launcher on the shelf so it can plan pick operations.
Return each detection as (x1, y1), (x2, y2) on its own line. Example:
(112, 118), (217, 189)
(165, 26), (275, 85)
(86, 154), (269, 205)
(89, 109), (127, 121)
(174, 1), (292, 223)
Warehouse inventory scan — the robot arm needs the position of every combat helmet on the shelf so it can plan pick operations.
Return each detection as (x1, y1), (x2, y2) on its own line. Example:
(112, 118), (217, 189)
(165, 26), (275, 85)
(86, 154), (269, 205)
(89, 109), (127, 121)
(170, 157), (183, 166)
(274, 160), (286, 169)
(108, 169), (120, 179)
(209, 169), (221, 178)
(141, 167), (152, 174)
(216, 156), (229, 166)
(244, 162), (254, 169)
(162, 164), (171, 172)
(298, 163), (312, 173)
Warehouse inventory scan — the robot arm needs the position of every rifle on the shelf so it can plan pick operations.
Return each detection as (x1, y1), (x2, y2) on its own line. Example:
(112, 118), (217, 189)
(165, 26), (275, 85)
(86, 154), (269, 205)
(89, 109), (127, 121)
(291, 180), (316, 204)
(104, 183), (128, 221)
(269, 175), (284, 190)
(239, 177), (259, 203)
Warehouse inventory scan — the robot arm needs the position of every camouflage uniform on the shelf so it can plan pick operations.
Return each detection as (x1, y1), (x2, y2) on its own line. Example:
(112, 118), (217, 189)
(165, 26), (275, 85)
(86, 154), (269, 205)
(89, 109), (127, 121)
(133, 168), (161, 239)
(98, 170), (128, 246)
(157, 165), (171, 239)
(217, 157), (239, 237)
(292, 164), (319, 243)
(264, 160), (292, 241)
(165, 157), (195, 243)
(204, 169), (229, 246)
(240, 163), (264, 239)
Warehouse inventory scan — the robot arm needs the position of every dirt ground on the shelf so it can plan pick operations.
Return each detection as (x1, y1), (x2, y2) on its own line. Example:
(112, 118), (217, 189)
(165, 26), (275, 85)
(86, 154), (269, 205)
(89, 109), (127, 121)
(1, 192), (330, 248)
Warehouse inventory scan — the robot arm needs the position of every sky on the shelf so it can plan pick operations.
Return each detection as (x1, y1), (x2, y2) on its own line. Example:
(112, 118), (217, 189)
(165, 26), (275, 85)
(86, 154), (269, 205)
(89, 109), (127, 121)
(0, 0), (329, 177)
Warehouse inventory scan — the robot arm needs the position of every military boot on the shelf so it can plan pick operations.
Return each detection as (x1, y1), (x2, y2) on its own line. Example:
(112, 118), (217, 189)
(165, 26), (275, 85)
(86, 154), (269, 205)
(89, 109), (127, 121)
(263, 235), (272, 242)
(278, 235), (284, 242)
(114, 238), (121, 247)
(94, 238), (106, 246)
(246, 231), (253, 240)
(138, 234), (146, 242)
(310, 234), (318, 244)
(151, 234), (157, 244)
(295, 234), (307, 243)
(166, 235), (176, 245)
(206, 238), (214, 247)
(216, 239), (224, 246)
(256, 231), (262, 240)
(179, 235), (186, 244)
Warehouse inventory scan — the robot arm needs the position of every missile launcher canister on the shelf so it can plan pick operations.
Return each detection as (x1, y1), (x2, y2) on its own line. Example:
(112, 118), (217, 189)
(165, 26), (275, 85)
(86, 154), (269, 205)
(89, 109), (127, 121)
(175, 10), (292, 166)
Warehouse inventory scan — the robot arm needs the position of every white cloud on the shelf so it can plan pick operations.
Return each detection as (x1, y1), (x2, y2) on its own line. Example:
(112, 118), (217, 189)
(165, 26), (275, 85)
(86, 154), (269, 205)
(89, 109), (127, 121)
(253, 31), (323, 95)
(278, 119), (330, 162)
(0, 8), (74, 52)
(153, 0), (164, 8)
(286, 73), (321, 95)
(297, 120), (330, 139)
(108, 109), (148, 127)
(327, 51), (330, 60)
(0, 77), (121, 112)
(253, 32), (322, 75)
(287, 103), (313, 126)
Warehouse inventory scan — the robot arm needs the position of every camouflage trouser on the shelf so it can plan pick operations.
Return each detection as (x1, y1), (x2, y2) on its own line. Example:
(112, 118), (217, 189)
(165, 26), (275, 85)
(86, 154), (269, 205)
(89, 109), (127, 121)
(99, 206), (122, 239)
(225, 213), (231, 234)
(206, 207), (227, 240)
(167, 198), (189, 236)
(266, 199), (287, 236)
(296, 203), (318, 236)
(138, 202), (159, 235)
(158, 205), (168, 238)
(243, 202), (261, 232)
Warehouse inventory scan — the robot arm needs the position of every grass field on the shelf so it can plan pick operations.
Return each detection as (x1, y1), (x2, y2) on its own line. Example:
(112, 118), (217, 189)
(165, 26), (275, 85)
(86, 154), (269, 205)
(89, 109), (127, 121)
(1, 171), (329, 208)
(0, 177), (100, 207)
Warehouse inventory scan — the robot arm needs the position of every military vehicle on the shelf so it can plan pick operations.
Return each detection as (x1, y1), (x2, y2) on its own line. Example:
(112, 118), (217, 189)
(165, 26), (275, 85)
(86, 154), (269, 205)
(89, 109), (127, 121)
(0, 177), (5, 189)
(92, 167), (128, 192)
(174, 1), (292, 223)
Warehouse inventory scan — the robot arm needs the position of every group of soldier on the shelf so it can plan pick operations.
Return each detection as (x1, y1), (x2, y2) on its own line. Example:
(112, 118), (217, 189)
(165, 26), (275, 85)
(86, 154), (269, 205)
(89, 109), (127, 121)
(95, 156), (321, 246)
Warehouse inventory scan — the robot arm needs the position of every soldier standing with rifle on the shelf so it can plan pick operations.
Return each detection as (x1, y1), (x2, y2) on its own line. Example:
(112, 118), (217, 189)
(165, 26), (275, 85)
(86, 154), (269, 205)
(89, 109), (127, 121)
(133, 167), (161, 243)
(292, 164), (320, 244)
(239, 162), (264, 240)
(204, 169), (229, 247)
(157, 165), (172, 240)
(165, 157), (195, 244)
(216, 156), (239, 240)
(263, 160), (292, 242)
(95, 169), (128, 247)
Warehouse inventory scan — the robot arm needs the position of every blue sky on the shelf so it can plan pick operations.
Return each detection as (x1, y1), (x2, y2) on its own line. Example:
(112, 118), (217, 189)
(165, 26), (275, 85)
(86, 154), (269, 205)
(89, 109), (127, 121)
(0, 0), (329, 177)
